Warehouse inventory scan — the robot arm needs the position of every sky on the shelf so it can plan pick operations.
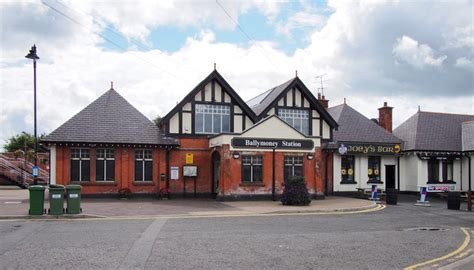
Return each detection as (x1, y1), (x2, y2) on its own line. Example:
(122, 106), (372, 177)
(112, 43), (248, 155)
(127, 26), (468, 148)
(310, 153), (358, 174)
(0, 0), (473, 149)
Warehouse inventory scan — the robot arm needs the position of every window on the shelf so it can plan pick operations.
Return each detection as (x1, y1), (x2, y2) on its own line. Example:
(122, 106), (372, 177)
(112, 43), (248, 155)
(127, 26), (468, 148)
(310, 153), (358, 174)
(368, 156), (381, 182)
(427, 158), (440, 183)
(278, 108), (309, 135)
(96, 149), (115, 181)
(241, 156), (263, 183)
(195, 104), (231, 134)
(341, 155), (355, 183)
(442, 160), (454, 183)
(135, 149), (153, 181)
(284, 156), (304, 181)
(71, 149), (90, 182)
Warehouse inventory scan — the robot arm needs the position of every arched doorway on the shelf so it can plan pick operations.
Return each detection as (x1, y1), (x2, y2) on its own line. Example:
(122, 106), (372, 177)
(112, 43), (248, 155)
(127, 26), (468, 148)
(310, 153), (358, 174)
(211, 151), (220, 198)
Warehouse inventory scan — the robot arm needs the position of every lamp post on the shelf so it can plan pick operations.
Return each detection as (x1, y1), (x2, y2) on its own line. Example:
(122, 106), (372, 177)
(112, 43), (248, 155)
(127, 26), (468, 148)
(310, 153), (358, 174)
(25, 44), (40, 185)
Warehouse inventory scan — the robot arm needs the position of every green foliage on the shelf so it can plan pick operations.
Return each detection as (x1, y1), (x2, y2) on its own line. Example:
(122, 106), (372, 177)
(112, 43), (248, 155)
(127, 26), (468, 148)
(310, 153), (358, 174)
(281, 176), (311, 206)
(153, 115), (162, 125)
(3, 132), (47, 153)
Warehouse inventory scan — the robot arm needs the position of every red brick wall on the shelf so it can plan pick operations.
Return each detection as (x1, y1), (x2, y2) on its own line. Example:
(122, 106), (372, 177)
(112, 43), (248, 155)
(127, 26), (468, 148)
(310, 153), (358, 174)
(53, 139), (330, 198)
(54, 146), (166, 195)
(378, 102), (393, 133)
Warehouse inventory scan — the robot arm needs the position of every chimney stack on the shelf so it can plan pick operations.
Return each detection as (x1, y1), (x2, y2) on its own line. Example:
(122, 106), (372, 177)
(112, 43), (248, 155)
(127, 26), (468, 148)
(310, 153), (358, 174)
(378, 101), (393, 133)
(317, 93), (329, 109)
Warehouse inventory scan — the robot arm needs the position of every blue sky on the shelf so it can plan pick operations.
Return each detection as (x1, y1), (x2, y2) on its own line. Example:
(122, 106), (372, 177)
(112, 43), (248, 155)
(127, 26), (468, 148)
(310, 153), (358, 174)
(0, 0), (472, 148)
(98, 1), (331, 55)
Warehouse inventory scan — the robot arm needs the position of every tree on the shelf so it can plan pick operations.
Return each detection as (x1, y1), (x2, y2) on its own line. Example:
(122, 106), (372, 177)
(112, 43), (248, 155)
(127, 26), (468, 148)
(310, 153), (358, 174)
(153, 115), (162, 125)
(3, 132), (48, 153)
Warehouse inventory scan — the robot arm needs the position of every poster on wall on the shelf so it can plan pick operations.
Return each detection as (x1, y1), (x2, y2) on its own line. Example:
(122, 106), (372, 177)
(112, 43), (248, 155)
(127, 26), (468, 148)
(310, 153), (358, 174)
(170, 166), (179, 180)
(183, 166), (197, 177)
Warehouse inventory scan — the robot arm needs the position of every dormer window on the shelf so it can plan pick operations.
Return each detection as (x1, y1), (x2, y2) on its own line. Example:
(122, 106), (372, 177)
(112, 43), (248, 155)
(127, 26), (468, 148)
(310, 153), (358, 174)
(278, 108), (309, 135)
(195, 104), (231, 134)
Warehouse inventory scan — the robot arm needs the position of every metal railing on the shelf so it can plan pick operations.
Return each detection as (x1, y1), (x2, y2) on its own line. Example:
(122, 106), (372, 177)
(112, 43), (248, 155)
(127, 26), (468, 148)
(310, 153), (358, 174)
(0, 154), (48, 187)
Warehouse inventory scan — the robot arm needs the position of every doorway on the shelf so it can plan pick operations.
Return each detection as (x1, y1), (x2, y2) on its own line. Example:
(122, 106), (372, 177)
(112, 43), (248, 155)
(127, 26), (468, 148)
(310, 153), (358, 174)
(211, 151), (220, 198)
(385, 165), (396, 189)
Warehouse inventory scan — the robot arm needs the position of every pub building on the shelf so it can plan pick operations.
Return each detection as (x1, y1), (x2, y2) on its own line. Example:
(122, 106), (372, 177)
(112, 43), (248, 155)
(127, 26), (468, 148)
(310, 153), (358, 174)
(394, 110), (474, 193)
(44, 69), (338, 199)
(325, 101), (402, 193)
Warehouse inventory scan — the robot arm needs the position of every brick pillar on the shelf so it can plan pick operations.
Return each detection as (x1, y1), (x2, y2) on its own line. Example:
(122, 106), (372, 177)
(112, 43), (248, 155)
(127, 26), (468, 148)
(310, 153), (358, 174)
(378, 102), (393, 133)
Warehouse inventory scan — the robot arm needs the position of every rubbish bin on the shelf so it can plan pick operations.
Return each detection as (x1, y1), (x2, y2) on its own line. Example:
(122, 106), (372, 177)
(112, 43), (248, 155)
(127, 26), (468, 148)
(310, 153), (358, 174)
(447, 192), (461, 210)
(386, 188), (398, 205)
(48, 185), (65, 215)
(28, 185), (46, 215)
(66, 185), (82, 214)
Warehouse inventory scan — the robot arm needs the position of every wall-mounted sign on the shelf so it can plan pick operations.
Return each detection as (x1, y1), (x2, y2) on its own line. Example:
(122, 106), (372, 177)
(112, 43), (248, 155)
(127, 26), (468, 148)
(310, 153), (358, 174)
(338, 143), (401, 155)
(231, 137), (314, 150)
(170, 166), (179, 180)
(183, 166), (197, 177)
(185, 153), (193, 165)
(427, 184), (455, 193)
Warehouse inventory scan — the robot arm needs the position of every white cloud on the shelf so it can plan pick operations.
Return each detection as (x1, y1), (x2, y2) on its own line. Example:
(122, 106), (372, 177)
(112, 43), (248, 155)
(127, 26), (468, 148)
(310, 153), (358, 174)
(392, 35), (447, 68)
(1, 0), (473, 149)
(455, 57), (473, 70)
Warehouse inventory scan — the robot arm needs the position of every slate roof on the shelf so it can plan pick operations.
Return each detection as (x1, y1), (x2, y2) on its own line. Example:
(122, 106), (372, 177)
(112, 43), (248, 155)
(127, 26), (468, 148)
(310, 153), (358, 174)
(246, 77), (338, 128)
(393, 111), (474, 152)
(43, 88), (178, 146)
(462, 121), (474, 152)
(327, 103), (401, 144)
(247, 78), (294, 116)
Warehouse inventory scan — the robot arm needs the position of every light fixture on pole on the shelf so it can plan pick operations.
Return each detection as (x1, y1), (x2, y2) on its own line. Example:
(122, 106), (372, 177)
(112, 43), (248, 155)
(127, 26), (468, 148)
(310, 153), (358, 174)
(25, 44), (40, 185)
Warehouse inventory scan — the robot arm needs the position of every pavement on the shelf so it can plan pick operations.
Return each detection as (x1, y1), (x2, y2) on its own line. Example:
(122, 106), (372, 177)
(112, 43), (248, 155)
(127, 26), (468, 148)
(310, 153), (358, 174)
(0, 185), (377, 219)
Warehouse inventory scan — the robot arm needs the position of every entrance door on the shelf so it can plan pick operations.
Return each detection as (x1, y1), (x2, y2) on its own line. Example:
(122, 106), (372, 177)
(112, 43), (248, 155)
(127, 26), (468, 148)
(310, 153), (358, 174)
(385, 165), (396, 189)
(211, 152), (220, 198)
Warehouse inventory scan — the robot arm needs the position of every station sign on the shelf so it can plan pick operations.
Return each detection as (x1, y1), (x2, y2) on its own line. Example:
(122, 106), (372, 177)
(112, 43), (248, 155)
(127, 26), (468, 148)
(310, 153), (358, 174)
(338, 143), (401, 155)
(231, 137), (314, 150)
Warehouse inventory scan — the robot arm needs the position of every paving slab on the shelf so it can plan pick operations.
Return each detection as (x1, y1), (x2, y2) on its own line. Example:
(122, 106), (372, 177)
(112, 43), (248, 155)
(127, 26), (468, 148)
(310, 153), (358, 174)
(0, 186), (377, 219)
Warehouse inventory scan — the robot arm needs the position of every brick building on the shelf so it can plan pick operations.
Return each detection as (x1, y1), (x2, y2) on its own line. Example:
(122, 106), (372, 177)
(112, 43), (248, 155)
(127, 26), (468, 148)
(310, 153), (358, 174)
(43, 70), (338, 199)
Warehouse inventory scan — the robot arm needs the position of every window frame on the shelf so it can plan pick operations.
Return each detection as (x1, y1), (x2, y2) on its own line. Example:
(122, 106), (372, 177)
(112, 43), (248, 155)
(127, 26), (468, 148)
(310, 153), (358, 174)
(277, 107), (310, 135)
(341, 155), (356, 184)
(70, 148), (90, 182)
(442, 159), (454, 183)
(134, 149), (153, 182)
(241, 155), (263, 183)
(95, 149), (115, 182)
(284, 156), (304, 181)
(427, 158), (440, 183)
(367, 156), (381, 183)
(194, 103), (231, 134)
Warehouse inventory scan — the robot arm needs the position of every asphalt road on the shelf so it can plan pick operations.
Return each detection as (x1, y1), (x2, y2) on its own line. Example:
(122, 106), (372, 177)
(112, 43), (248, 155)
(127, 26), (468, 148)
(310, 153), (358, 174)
(0, 196), (473, 270)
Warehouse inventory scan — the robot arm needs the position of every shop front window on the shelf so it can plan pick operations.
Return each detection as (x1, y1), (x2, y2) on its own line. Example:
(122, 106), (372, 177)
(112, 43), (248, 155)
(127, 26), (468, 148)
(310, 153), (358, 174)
(284, 156), (304, 181)
(195, 104), (230, 134)
(135, 149), (153, 182)
(427, 158), (440, 183)
(71, 148), (90, 182)
(368, 156), (381, 183)
(442, 160), (454, 183)
(341, 155), (355, 183)
(241, 156), (263, 183)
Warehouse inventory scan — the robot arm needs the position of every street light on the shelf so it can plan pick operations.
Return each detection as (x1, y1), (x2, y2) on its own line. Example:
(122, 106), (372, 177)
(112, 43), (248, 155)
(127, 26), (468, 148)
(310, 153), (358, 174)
(25, 44), (40, 185)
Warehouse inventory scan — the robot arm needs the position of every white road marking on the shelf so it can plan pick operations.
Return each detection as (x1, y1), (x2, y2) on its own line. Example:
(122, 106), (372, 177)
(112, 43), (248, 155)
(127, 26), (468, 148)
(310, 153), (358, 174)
(121, 219), (168, 269)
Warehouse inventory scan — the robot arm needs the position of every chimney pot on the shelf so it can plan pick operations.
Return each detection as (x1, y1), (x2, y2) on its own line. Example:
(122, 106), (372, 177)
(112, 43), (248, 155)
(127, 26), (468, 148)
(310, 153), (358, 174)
(378, 102), (393, 133)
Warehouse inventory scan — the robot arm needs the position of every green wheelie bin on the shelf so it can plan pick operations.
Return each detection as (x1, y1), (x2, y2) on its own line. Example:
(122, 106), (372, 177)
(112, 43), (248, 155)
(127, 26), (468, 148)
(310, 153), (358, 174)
(28, 185), (46, 215)
(48, 185), (65, 215)
(66, 185), (82, 214)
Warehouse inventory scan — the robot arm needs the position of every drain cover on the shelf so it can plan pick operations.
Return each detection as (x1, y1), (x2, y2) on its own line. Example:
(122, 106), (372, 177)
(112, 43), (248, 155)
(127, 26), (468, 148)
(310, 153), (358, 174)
(404, 227), (447, 232)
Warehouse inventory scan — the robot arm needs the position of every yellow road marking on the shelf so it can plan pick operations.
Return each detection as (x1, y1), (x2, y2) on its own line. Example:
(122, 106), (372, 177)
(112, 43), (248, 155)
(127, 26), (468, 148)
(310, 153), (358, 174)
(404, 227), (471, 270)
(0, 204), (385, 222)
